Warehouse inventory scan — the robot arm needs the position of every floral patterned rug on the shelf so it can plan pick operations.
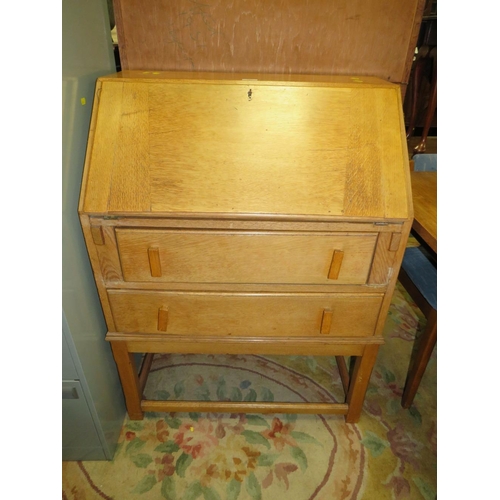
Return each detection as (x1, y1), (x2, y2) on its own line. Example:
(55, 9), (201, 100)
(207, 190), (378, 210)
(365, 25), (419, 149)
(62, 282), (437, 500)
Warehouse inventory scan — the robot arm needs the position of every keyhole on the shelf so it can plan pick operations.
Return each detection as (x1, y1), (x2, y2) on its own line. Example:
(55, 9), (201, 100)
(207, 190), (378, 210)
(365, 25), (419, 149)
(247, 89), (252, 101)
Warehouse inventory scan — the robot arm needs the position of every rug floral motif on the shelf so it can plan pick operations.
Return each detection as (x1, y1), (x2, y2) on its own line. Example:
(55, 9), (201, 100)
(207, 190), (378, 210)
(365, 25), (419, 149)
(62, 283), (437, 500)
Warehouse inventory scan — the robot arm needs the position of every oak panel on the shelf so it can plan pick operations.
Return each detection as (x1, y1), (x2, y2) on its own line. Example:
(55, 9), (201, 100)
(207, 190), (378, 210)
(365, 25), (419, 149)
(368, 233), (396, 285)
(82, 82), (123, 213)
(344, 88), (408, 219)
(115, 229), (377, 284)
(106, 332), (383, 356)
(94, 225), (123, 282)
(141, 400), (349, 415)
(81, 76), (410, 221)
(95, 216), (404, 232)
(108, 83), (151, 212)
(149, 83), (349, 217)
(108, 290), (383, 337)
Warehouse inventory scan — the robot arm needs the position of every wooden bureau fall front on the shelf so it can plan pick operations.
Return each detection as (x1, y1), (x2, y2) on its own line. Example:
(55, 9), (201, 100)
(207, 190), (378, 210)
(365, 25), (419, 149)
(78, 71), (413, 423)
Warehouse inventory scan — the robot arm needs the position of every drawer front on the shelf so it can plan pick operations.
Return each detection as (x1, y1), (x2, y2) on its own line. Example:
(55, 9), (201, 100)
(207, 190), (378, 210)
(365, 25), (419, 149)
(115, 229), (377, 284)
(108, 290), (383, 337)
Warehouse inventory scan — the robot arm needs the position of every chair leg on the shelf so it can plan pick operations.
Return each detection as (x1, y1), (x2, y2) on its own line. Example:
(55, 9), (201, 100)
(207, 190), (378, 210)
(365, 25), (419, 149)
(406, 54), (427, 139)
(414, 47), (437, 153)
(402, 308), (437, 408)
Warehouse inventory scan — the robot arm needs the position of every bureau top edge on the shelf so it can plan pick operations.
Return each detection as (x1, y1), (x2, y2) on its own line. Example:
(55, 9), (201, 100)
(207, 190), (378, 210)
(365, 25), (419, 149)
(98, 70), (400, 89)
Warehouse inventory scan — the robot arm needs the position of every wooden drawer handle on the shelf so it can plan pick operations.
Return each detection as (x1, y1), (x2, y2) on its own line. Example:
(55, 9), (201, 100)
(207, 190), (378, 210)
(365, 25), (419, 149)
(321, 309), (333, 335)
(157, 307), (169, 332)
(327, 250), (344, 280)
(148, 247), (162, 277)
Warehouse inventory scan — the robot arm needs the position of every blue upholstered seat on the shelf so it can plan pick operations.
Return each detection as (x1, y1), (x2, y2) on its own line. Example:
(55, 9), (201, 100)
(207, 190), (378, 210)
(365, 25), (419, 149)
(413, 154), (437, 172)
(401, 247), (437, 310)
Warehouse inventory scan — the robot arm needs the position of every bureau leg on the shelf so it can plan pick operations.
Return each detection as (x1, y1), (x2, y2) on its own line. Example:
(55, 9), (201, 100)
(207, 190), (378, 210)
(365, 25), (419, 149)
(345, 344), (379, 423)
(110, 341), (144, 420)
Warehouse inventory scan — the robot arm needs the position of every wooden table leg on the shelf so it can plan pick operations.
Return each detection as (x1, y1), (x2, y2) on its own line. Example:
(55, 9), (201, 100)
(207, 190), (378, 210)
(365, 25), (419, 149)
(110, 341), (144, 420)
(345, 344), (380, 423)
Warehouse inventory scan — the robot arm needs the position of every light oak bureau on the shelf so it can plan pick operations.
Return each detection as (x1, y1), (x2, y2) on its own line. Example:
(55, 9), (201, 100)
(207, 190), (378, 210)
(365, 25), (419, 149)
(79, 71), (413, 423)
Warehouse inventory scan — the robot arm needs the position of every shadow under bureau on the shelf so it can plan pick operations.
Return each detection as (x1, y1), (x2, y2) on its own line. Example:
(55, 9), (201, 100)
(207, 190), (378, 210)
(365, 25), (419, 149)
(79, 71), (413, 423)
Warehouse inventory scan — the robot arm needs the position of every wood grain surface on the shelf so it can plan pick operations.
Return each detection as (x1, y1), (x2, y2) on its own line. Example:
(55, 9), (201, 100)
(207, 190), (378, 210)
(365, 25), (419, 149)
(113, 0), (424, 87)
(115, 229), (377, 284)
(410, 171), (437, 252)
(107, 290), (383, 337)
(81, 75), (410, 220)
(80, 68), (413, 422)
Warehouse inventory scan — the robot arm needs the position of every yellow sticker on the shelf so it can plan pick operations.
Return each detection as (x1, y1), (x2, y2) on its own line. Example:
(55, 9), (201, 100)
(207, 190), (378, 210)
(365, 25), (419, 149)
(190, 426), (194, 432)
(80, 97), (86, 105)
(152, 72), (160, 75)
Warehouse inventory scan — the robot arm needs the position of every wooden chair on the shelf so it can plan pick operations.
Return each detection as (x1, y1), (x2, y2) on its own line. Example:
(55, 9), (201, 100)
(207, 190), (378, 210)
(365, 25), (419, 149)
(398, 245), (437, 408)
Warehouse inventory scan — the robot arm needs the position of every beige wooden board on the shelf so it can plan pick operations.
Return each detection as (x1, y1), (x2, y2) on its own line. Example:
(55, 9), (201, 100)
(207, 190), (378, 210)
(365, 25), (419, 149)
(103, 282), (386, 294)
(148, 83), (349, 216)
(115, 229), (377, 284)
(108, 290), (383, 337)
(107, 332), (376, 356)
(94, 226), (123, 282)
(78, 215), (117, 331)
(108, 83), (151, 212)
(344, 88), (408, 219)
(111, 72), (402, 87)
(141, 400), (349, 415)
(368, 232), (396, 285)
(94, 216), (404, 232)
(82, 82), (123, 213)
(377, 89), (410, 219)
(371, 219), (413, 336)
(113, 0), (423, 86)
(82, 77), (409, 219)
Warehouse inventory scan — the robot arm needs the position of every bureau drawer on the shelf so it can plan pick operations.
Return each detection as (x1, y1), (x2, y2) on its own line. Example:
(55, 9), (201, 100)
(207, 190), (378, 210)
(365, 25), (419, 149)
(115, 229), (377, 284)
(108, 290), (383, 337)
